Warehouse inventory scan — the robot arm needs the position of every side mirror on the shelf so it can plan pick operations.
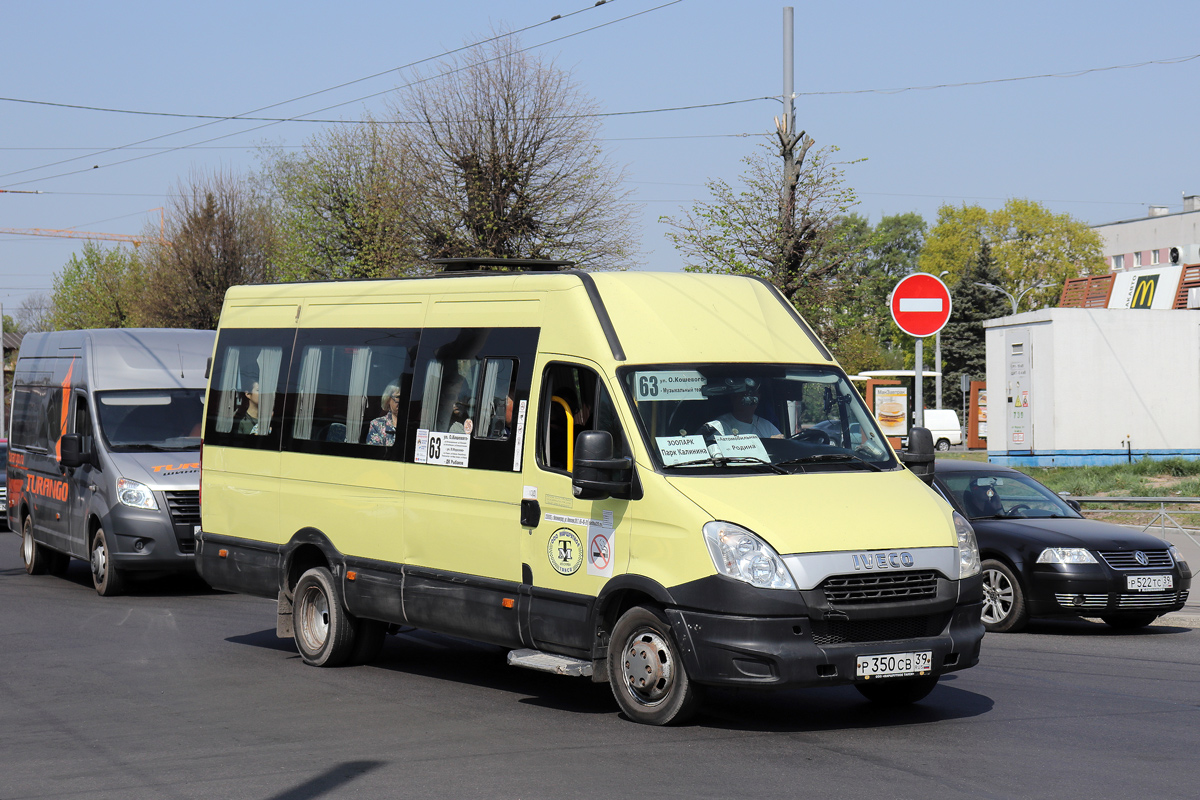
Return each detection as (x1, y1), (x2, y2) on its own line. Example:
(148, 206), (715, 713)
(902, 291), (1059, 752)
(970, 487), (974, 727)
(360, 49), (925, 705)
(900, 426), (935, 485)
(60, 433), (86, 469)
(572, 430), (633, 501)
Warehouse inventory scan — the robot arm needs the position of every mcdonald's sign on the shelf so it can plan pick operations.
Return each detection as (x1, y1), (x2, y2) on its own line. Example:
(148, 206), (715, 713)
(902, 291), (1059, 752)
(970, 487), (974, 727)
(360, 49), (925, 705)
(1130, 274), (1159, 309)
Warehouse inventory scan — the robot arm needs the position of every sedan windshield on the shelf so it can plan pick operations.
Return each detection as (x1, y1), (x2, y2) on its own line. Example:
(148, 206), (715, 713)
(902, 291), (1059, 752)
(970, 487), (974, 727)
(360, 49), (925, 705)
(619, 364), (896, 473)
(96, 389), (205, 452)
(940, 470), (1080, 520)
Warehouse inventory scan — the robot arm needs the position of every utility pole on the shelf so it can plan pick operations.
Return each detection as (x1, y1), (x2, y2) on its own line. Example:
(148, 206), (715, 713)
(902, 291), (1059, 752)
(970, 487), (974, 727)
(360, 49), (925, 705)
(776, 6), (814, 271)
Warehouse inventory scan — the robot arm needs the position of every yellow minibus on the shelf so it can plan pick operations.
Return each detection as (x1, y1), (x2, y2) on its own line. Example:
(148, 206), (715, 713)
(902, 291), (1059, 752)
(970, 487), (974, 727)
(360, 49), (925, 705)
(198, 260), (983, 725)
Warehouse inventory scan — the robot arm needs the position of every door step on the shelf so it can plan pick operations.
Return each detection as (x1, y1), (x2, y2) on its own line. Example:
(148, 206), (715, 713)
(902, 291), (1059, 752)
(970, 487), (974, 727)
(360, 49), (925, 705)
(507, 648), (593, 677)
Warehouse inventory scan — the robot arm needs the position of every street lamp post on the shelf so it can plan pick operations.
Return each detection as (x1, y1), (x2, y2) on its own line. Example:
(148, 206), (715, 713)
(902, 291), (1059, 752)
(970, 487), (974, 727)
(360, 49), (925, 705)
(976, 280), (1053, 315)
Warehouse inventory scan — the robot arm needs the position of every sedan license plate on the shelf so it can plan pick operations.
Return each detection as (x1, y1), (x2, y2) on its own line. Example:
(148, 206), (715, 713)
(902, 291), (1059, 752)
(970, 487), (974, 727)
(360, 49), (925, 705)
(1127, 574), (1173, 592)
(856, 651), (932, 679)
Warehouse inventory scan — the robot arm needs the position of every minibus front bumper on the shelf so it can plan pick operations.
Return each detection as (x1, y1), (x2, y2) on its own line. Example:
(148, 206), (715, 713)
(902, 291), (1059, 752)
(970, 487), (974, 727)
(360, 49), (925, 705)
(105, 502), (197, 572)
(663, 599), (984, 688)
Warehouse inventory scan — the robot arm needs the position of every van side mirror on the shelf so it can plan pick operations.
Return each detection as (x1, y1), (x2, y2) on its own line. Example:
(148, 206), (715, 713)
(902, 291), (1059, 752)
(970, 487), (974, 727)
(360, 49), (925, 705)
(60, 433), (87, 469)
(572, 430), (633, 501)
(900, 426), (935, 485)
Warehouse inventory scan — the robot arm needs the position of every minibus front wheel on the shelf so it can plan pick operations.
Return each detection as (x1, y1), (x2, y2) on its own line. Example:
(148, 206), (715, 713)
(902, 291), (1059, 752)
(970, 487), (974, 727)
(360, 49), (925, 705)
(608, 605), (703, 725)
(90, 528), (125, 596)
(294, 567), (357, 667)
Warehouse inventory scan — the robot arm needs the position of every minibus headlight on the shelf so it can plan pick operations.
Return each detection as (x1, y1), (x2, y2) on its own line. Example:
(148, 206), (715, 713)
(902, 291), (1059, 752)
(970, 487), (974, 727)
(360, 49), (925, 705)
(702, 521), (796, 590)
(954, 512), (981, 579)
(117, 478), (158, 510)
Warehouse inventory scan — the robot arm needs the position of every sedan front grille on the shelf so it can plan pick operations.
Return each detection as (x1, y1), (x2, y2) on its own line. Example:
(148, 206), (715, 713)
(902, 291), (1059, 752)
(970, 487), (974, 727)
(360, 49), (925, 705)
(822, 570), (939, 605)
(1118, 592), (1184, 609)
(1098, 550), (1173, 570)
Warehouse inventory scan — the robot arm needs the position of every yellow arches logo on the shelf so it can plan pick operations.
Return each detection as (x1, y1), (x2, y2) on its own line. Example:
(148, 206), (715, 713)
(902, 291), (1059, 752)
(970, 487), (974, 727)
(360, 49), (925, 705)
(1131, 275), (1159, 309)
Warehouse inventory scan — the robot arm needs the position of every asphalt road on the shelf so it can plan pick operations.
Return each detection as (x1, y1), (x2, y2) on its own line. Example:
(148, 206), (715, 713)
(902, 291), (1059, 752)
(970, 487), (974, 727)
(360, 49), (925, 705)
(2, 541), (1197, 800)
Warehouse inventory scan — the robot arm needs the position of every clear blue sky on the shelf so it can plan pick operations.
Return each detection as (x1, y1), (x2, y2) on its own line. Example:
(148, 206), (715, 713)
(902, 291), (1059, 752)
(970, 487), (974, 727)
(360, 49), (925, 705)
(2, 0), (1197, 314)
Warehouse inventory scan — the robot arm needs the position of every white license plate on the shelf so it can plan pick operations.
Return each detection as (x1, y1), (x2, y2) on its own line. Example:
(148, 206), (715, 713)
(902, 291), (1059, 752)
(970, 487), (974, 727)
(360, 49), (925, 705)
(1127, 574), (1173, 592)
(856, 651), (932, 678)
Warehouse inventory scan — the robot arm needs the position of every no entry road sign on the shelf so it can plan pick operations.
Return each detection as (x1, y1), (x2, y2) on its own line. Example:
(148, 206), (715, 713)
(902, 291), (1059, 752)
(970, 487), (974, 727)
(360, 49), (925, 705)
(890, 273), (952, 337)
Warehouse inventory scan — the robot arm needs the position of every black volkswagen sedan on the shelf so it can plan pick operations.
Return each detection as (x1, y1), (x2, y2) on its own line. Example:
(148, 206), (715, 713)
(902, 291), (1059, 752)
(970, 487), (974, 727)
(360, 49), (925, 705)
(933, 460), (1191, 632)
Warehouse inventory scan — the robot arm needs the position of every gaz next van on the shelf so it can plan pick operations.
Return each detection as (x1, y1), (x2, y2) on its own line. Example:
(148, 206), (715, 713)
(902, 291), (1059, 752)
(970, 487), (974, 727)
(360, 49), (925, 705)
(10, 328), (215, 595)
(197, 261), (984, 725)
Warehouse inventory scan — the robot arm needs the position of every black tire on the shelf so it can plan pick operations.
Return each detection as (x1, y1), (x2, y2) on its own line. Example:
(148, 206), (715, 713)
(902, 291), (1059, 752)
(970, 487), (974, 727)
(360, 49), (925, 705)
(935, 439), (951, 452)
(607, 605), (703, 725)
(349, 619), (388, 665)
(981, 558), (1028, 633)
(293, 567), (357, 667)
(1101, 613), (1160, 630)
(21, 516), (49, 576)
(856, 675), (940, 705)
(90, 527), (125, 596)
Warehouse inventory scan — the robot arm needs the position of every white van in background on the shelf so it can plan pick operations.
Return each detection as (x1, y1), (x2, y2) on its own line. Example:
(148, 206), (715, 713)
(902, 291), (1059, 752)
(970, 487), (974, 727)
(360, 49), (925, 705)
(923, 409), (963, 451)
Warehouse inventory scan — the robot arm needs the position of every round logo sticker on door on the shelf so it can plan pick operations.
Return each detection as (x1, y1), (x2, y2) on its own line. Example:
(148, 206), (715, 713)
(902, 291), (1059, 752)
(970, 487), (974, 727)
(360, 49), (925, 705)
(547, 528), (584, 575)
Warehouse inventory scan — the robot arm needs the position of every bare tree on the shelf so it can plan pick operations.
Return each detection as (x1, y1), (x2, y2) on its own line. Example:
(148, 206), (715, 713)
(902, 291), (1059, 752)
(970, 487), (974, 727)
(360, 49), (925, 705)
(394, 32), (639, 269)
(137, 170), (276, 329)
(15, 291), (53, 333)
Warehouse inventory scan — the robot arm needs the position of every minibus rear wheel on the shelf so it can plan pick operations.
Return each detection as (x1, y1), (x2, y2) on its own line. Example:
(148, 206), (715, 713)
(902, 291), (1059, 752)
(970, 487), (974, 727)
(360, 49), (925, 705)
(294, 567), (357, 667)
(608, 605), (703, 725)
(90, 527), (125, 596)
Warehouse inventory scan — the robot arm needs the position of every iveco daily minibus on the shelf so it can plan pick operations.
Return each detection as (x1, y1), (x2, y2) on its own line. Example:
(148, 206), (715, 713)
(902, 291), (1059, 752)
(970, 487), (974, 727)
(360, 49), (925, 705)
(197, 261), (984, 725)
(9, 328), (214, 595)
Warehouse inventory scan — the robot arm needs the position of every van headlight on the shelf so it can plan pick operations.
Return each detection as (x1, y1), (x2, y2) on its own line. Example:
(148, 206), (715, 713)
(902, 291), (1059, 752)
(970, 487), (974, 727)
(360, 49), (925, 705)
(116, 478), (158, 510)
(954, 511), (981, 578)
(702, 521), (796, 590)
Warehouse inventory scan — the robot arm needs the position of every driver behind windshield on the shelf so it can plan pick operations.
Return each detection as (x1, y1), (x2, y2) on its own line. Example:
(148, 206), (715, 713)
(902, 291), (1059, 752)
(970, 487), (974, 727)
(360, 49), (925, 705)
(703, 378), (783, 439)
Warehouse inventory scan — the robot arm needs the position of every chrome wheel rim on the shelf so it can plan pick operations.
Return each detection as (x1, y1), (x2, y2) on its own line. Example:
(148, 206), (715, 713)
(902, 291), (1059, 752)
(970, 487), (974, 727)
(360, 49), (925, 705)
(982, 568), (1014, 624)
(298, 585), (331, 653)
(621, 628), (675, 706)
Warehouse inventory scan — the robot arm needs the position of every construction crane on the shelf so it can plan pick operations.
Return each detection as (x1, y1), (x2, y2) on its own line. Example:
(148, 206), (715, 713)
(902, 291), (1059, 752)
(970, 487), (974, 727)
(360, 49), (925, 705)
(0, 208), (167, 246)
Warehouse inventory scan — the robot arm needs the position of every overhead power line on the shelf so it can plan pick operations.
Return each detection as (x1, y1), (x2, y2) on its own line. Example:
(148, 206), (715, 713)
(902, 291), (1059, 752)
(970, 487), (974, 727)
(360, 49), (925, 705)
(0, 0), (680, 188)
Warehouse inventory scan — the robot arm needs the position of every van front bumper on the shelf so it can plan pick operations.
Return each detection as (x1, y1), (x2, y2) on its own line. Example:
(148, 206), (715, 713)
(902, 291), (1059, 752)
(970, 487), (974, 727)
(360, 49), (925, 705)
(105, 504), (196, 573)
(665, 600), (984, 688)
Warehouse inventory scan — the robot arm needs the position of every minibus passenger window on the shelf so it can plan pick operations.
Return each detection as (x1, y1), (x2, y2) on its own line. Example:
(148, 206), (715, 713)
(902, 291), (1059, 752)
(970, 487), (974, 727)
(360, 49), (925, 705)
(538, 364), (627, 473)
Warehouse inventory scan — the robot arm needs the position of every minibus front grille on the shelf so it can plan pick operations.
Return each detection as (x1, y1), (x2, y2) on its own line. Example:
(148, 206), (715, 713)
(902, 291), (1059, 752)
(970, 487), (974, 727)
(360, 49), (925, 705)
(165, 491), (200, 527)
(821, 571), (939, 605)
(810, 612), (950, 645)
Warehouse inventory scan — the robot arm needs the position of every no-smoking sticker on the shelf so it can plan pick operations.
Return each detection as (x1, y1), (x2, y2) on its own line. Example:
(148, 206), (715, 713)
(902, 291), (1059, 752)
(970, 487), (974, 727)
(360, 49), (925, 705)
(587, 529), (613, 578)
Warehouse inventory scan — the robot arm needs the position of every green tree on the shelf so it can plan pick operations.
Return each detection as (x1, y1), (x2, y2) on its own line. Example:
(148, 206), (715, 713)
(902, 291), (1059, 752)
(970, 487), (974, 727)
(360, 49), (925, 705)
(661, 141), (859, 342)
(138, 170), (277, 329)
(919, 199), (1105, 311)
(395, 32), (638, 268)
(258, 120), (422, 281)
(933, 243), (1011, 410)
(48, 243), (146, 330)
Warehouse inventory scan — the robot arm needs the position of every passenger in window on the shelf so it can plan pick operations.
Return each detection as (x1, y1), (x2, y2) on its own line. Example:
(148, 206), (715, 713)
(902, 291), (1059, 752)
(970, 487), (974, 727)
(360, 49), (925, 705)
(367, 382), (401, 446)
(233, 381), (261, 435)
(705, 380), (782, 439)
(448, 392), (472, 435)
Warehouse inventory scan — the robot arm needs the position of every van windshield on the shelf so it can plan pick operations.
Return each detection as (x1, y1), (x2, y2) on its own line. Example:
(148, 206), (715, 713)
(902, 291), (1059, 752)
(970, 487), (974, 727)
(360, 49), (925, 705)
(96, 389), (205, 452)
(620, 364), (897, 474)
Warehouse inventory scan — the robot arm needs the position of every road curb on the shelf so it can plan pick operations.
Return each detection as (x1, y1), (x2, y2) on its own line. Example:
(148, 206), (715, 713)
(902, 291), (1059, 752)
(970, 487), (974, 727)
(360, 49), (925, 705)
(1151, 613), (1200, 628)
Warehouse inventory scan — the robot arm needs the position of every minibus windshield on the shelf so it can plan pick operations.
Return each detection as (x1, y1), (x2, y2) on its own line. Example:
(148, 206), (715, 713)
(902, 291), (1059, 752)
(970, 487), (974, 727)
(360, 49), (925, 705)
(96, 389), (206, 452)
(620, 364), (897, 474)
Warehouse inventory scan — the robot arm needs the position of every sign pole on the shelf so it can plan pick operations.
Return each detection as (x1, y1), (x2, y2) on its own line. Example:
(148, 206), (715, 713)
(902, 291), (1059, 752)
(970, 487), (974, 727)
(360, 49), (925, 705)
(914, 337), (923, 428)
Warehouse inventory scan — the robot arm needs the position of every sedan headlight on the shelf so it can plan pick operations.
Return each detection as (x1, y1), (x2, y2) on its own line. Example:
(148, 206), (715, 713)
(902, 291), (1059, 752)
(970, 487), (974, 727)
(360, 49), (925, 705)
(1169, 545), (1188, 569)
(1036, 547), (1097, 564)
(954, 511), (981, 578)
(116, 478), (158, 510)
(702, 521), (796, 590)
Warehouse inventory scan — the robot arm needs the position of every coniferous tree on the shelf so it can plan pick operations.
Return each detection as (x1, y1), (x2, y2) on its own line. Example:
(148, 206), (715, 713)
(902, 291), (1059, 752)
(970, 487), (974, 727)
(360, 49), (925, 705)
(935, 243), (1009, 410)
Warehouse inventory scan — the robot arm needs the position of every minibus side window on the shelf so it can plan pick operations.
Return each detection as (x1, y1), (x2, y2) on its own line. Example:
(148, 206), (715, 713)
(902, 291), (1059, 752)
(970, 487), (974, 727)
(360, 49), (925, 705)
(282, 328), (417, 458)
(204, 329), (294, 451)
(537, 363), (628, 474)
(10, 385), (49, 451)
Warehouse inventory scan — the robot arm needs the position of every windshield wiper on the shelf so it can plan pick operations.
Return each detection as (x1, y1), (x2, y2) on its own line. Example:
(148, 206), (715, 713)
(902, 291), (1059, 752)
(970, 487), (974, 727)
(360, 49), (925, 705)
(117, 443), (175, 452)
(775, 453), (884, 472)
(667, 455), (787, 475)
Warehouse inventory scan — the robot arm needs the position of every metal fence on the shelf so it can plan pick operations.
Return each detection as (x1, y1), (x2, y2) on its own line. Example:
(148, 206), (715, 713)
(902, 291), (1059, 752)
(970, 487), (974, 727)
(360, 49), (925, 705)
(1071, 496), (1200, 548)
